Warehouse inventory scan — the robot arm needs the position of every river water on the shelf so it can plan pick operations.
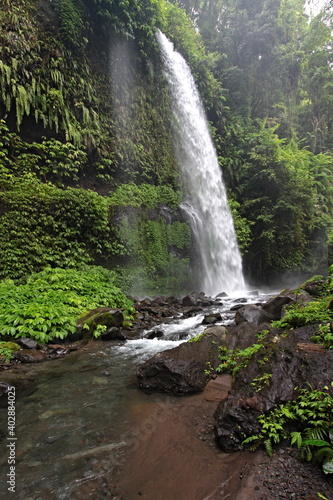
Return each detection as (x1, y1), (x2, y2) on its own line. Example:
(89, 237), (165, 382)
(0, 293), (272, 499)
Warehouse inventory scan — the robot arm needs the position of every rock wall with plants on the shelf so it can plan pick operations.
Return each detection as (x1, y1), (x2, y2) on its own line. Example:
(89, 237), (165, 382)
(0, 0), (200, 296)
(1, 0), (333, 294)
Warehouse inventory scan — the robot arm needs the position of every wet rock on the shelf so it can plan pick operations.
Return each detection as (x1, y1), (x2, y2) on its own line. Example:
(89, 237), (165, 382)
(202, 313), (222, 325)
(262, 288), (312, 320)
(300, 278), (325, 296)
(214, 324), (333, 452)
(164, 296), (179, 305)
(137, 330), (226, 395)
(46, 344), (69, 356)
(75, 307), (124, 340)
(145, 329), (164, 340)
(202, 325), (228, 340)
(216, 292), (228, 298)
(182, 306), (204, 317)
(17, 338), (39, 349)
(100, 327), (126, 341)
(182, 295), (197, 306)
(203, 374), (232, 402)
(229, 303), (246, 312)
(12, 349), (46, 363)
(235, 304), (274, 325)
(0, 382), (12, 405)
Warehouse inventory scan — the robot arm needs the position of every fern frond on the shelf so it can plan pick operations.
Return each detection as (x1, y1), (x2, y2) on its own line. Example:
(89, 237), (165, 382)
(264, 438), (273, 457)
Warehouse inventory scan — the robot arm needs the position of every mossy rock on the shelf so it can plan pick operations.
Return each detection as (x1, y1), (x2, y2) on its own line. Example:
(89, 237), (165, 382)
(75, 307), (124, 339)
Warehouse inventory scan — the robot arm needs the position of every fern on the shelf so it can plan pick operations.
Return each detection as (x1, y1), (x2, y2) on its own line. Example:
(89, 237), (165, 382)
(264, 438), (273, 457)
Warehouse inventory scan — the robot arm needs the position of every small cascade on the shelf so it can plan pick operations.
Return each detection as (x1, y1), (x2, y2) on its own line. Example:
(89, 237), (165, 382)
(157, 31), (245, 296)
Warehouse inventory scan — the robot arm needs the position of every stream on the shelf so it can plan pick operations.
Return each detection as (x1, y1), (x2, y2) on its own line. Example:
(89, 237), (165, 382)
(0, 293), (273, 499)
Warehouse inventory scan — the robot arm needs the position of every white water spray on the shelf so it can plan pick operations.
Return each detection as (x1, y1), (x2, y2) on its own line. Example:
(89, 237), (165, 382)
(157, 31), (245, 296)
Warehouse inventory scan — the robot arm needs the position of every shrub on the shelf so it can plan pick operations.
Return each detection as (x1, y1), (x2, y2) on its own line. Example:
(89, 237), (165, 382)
(0, 266), (134, 343)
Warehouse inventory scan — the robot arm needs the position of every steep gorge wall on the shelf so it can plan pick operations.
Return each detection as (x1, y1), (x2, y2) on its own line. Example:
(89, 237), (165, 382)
(0, 0), (196, 295)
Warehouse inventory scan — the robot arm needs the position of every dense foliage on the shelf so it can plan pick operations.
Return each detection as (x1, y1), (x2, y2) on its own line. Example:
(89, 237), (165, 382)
(0, 0), (333, 291)
(0, 266), (134, 343)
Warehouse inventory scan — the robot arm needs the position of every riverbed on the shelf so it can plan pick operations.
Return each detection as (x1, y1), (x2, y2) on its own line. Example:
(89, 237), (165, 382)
(0, 293), (274, 499)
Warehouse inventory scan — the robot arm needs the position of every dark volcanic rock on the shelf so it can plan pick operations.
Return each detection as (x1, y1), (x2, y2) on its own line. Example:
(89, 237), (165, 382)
(301, 278), (326, 296)
(235, 304), (274, 325)
(261, 288), (312, 320)
(100, 327), (126, 341)
(202, 313), (222, 325)
(17, 338), (39, 350)
(137, 327), (228, 395)
(12, 349), (46, 363)
(75, 307), (124, 340)
(182, 295), (197, 306)
(214, 325), (333, 453)
(145, 329), (164, 340)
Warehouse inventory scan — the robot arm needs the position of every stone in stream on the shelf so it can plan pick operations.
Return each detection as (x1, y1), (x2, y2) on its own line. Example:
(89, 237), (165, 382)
(12, 349), (46, 363)
(202, 313), (222, 325)
(261, 288), (312, 320)
(235, 304), (274, 325)
(137, 326), (228, 395)
(74, 307), (124, 340)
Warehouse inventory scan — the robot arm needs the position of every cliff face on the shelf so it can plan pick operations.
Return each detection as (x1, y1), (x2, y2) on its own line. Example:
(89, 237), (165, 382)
(0, 0), (195, 295)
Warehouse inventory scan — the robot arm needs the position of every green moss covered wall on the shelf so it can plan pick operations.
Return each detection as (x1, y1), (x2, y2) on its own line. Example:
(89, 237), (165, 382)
(0, 0), (197, 295)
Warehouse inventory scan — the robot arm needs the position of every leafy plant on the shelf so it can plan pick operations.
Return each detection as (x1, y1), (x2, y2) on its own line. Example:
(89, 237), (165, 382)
(272, 300), (333, 330)
(0, 341), (20, 361)
(311, 324), (333, 350)
(216, 343), (263, 376)
(0, 266), (134, 343)
(298, 428), (333, 475)
(250, 373), (272, 392)
(243, 387), (333, 459)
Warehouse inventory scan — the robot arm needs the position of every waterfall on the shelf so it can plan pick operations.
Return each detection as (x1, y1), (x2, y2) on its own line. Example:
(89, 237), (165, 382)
(156, 31), (245, 296)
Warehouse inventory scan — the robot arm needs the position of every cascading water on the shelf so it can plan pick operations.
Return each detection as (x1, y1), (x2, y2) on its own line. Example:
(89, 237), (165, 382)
(157, 31), (245, 296)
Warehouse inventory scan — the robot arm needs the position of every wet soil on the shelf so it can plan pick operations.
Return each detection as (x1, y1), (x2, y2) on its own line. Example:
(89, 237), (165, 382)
(114, 392), (333, 500)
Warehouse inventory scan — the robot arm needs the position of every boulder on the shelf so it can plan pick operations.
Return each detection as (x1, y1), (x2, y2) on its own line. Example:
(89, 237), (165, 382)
(235, 304), (274, 325)
(137, 327), (228, 395)
(262, 288), (312, 320)
(300, 277), (325, 296)
(202, 313), (222, 325)
(17, 338), (39, 349)
(12, 349), (46, 363)
(203, 374), (232, 402)
(214, 324), (333, 453)
(75, 307), (124, 339)
(182, 295), (197, 306)
(100, 327), (126, 341)
(145, 329), (164, 340)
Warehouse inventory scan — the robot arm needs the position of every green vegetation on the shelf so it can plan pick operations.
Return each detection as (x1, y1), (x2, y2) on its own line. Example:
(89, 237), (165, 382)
(188, 332), (206, 343)
(0, 341), (21, 361)
(216, 342), (266, 377)
(272, 300), (333, 331)
(109, 183), (182, 209)
(243, 386), (333, 464)
(0, 267), (134, 343)
(1, 0), (333, 292)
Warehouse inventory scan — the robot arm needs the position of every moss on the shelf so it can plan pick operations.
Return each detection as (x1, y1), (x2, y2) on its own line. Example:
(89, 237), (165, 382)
(188, 332), (206, 343)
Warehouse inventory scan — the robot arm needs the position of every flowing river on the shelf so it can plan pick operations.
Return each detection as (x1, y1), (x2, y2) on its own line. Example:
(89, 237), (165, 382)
(0, 293), (273, 499)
